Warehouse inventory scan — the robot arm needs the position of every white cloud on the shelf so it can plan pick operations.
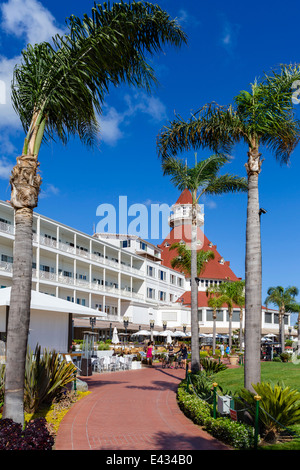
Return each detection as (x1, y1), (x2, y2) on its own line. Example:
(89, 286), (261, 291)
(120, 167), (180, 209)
(0, 157), (13, 179)
(39, 183), (59, 199)
(99, 92), (167, 146)
(218, 14), (240, 55)
(0, 0), (65, 135)
(1, 0), (65, 45)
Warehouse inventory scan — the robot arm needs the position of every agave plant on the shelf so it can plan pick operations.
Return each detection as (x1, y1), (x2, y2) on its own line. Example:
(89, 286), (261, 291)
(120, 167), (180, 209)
(237, 382), (300, 442)
(24, 345), (77, 413)
(200, 357), (228, 375)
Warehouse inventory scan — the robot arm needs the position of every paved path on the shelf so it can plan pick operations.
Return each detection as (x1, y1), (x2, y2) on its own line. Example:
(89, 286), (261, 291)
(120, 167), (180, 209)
(55, 365), (230, 451)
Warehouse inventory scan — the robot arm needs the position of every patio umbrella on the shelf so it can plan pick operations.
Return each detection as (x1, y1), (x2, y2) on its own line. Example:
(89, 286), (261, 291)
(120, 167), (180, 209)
(131, 330), (151, 336)
(112, 327), (119, 344)
(172, 331), (186, 337)
(159, 330), (175, 337)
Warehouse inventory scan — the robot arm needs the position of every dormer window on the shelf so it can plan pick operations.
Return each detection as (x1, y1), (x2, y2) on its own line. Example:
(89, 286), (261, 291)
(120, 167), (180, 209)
(219, 257), (224, 265)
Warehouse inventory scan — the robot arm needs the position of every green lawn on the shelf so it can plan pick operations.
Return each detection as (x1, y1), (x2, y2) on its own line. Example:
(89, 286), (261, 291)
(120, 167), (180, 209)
(215, 362), (300, 395)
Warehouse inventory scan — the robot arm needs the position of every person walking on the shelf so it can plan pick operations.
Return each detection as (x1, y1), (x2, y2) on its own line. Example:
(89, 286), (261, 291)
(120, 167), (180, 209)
(146, 341), (154, 367)
(168, 343), (175, 368)
(220, 343), (224, 360)
(180, 343), (188, 368)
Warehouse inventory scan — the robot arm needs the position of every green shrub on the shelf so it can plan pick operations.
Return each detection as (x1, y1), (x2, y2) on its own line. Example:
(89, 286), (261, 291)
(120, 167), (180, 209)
(280, 352), (290, 362)
(24, 345), (77, 413)
(237, 382), (300, 443)
(177, 381), (255, 449)
(200, 357), (228, 375)
(97, 342), (110, 350)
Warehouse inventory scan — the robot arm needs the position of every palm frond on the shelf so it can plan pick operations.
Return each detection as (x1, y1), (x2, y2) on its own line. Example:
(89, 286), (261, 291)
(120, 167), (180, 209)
(12, 1), (187, 150)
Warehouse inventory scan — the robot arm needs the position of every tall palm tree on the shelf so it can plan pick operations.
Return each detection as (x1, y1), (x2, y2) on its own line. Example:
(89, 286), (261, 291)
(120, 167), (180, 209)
(3, 1), (187, 425)
(265, 286), (299, 353)
(206, 286), (224, 355)
(162, 154), (247, 373)
(231, 280), (245, 350)
(157, 65), (300, 390)
(170, 242), (214, 369)
(218, 280), (245, 351)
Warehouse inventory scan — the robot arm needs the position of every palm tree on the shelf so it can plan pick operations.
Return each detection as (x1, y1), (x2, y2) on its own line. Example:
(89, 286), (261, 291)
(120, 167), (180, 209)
(218, 280), (245, 351)
(170, 242), (214, 370)
(265, 286), (299, 353)
(162, 154), (247, 373)
(157, 65), (300, 390)
(206, 287), (224, 355)
(3, 1), (187, 425)
(232, 280), (245, 350)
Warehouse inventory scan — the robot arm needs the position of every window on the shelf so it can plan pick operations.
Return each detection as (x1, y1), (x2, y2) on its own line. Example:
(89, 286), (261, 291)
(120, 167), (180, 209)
(265, 312), (272, 323)
(121, 240), (131, 248)
(147, 288), (155, 299)
(40, 264), (55, 273)
(1, 254), (13, 263)
(178, 278), (183, 287)
(63, 270), (73, 278)
(140, 241), (147, 251)
(170, 274), (176, 284)
(159, 270), (166, 281)
(159, 291), (166, 301)
(147, 265), (155, 277)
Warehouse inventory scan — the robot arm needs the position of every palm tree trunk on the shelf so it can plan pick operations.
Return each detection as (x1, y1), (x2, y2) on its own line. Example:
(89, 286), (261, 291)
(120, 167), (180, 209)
(3, 154), (41, 425)
(212, 311), (216, 355)
(228, 309), (233, 351)
(239, 309), (243, 351)
(190, 201), (200, 373)
(280, 308), (285, 353)
(244, 147), (262, 391)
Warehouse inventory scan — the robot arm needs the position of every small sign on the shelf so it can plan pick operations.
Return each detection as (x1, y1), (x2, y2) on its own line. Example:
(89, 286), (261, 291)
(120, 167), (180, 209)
(230, 409), (237, 421)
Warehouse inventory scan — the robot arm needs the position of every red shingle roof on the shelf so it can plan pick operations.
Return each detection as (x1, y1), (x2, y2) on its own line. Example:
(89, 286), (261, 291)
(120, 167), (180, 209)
(174, 188), (193, 205)
(177, 290), (241, 308)
(158, 224), (240, 281)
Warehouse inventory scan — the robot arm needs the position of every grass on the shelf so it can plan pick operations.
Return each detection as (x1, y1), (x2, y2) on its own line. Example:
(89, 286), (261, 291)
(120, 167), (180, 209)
(215, 362), (300, 395)
(214, 362), (300, 450)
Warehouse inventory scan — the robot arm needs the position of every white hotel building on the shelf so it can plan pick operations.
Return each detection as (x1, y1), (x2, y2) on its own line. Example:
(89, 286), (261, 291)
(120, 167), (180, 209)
(0, 190), (293, 349)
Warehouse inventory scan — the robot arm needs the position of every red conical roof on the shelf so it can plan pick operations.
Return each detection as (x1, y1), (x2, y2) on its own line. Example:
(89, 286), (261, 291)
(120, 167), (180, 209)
(174, 188), (193, 205)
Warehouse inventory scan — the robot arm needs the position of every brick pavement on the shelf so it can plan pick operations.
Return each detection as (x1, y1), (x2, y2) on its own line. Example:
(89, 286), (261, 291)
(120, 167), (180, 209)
(54, 365), (231, 451)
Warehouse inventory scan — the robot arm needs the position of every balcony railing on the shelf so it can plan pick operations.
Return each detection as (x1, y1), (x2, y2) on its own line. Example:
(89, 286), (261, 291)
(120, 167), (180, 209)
(33, 234), (144, 275)
(0, 222), (14, 235)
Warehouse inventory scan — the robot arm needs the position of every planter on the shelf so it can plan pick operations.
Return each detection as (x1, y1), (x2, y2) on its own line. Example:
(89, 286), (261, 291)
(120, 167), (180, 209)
(131, 361), (142, 369)
(228, 355), (239, 366)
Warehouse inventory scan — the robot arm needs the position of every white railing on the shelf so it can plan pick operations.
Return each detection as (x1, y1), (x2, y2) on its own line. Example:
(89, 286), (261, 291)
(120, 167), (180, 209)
(0, 222), (14, 235)
(33, 234), (145, 276)
(0, 261), (13, 273)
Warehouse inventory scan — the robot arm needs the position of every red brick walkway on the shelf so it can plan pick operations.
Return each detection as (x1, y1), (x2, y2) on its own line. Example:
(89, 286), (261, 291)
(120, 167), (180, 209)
(55, 365), (230, 451)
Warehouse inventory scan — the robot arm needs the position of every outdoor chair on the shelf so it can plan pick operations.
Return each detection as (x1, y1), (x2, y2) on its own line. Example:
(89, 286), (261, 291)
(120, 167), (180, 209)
(65, 354), (82, 375)
(124, 356), (132, 369)
(109, 356), (119, 371)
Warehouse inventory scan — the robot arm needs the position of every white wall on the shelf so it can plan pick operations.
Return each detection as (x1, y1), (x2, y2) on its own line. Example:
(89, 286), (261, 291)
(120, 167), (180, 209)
(28, 309), (69, 353)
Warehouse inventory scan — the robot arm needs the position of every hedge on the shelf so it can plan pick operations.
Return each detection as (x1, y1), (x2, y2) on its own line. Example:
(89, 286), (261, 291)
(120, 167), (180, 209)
(177, 382), (255, 450)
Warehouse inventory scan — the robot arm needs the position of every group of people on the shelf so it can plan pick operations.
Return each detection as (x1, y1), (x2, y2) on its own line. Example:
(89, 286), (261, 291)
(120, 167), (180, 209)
(146, 341), (188, 368)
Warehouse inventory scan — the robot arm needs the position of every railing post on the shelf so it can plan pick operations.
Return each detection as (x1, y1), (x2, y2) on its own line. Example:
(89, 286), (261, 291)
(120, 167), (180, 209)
(212, 382), (218, 418)
(186, 364), (190, 392)
(254, 395), (261, 449)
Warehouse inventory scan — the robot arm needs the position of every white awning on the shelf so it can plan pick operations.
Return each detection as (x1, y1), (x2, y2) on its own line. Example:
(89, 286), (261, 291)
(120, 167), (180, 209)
(0, 287), (106, 318)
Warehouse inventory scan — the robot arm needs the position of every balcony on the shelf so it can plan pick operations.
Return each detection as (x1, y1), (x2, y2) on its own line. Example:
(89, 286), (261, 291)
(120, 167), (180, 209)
(0, 221), (14, 236)
(33, 234), (144, 276)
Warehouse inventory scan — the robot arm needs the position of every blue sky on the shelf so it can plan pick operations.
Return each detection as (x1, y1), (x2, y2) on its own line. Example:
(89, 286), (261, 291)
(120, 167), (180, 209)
(0, 0), (299, 321)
